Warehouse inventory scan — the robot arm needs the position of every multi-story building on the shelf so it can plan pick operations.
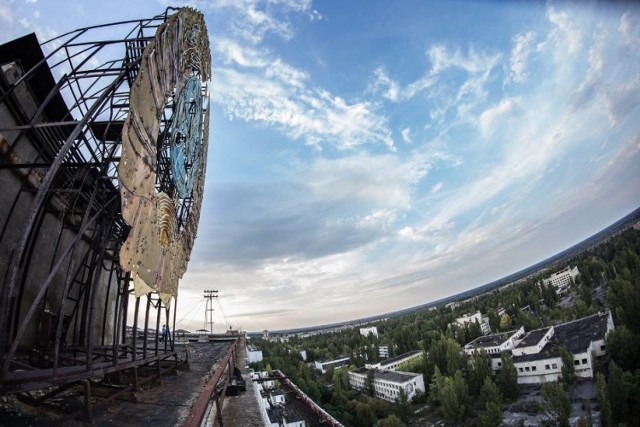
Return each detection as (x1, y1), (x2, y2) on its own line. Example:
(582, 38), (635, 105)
(366, 350), (423, 371)
(378, 344), (390, 359)
(464, 327), (526, 371)
(511, 311), (613, 384)
(453, 311), (492, 335)
(359, 326), (378, 338)
(541, 266), (580, 293)
(255, 370), (343, 427)
(314, 356), (350, 374)
(247, 345), (263, 364)
(349, 368), (425, 402)
(463, 312), (613, 384)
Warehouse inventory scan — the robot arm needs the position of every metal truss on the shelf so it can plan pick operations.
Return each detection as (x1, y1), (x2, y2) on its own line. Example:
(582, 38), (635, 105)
(0, 8), (189, 419)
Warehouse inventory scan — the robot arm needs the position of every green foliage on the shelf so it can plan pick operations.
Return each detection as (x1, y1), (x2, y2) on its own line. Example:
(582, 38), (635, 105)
(541, 382), (571, 427)
(608, 361), (628, 425)
(377, 414), (405, 427)
(365, 369), (375, 397)
(596, 372), (610, 427)
(478, 377), (503, 427)
(479, 401), (503, 427)
(347, 400), (377, 427)
(440, 371), (468, 426)
(499, 313), (512, 331)
(559, 345), (575, 387)
(396, 352), (424, 373)
(468, 350), (491, 396)
(426, 334), (467, 376)
(606, 324), (640, 372)
(496, 352), (519, 401)
(394, 389), (412, 423)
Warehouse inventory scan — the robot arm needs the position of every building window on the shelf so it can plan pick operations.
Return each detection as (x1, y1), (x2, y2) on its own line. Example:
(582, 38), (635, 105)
(582, 358), (587, 364)
(574, 360), (580, 366)
(497, 362), (502, 367)
(532, 366), (537, 372)
(525, 367), (530, 372)
(545, 364), (550, 370)
(552, 364), (557, 369)
(519, 368), (523, 372)
(601, 345), (606, 351)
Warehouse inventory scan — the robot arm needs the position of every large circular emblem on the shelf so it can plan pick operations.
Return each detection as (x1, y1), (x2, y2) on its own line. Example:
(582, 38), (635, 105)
(118, 8), (210, 304)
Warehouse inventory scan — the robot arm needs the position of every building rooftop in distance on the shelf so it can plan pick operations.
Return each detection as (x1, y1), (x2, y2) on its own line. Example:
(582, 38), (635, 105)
(353, 367), (420, 383)
(379, 350), (422, 367)
(513, 312), (611, 363)
(466, 329), (520, 348)
(517, 327), (552, 347)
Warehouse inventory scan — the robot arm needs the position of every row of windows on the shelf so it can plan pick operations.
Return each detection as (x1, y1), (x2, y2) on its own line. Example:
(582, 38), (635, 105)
(518, 358), (589, 374)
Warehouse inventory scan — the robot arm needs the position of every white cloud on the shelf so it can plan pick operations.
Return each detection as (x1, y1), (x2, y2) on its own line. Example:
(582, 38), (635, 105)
(509, 31), (536, 83)
(306, 152), (424, 209)
(478, 97), (519, 137)
(212, 66), (394, 150)
(430, 182), (443, 194)
(370, 67), (400, 102)
(547, 7), (582, 56)
(401, 127), (413, 144)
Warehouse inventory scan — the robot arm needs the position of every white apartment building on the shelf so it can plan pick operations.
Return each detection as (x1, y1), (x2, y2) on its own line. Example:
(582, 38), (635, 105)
(314, 356), (350, 373)
(454, 311), (492, 335)
(464, 327), (526, 371)
(366, 350), (422, 371)
(247, 345), (263, 363)
(511, 311), (613, 384)
(359, 326), (378, 338)
(379, 345), (390, 359)
(349, 368), (425, 402)
(463, 312), (614, 384)
(541, 266), (580, 293)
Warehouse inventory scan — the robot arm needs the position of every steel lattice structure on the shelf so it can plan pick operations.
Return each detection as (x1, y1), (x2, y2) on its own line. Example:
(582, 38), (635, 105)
(0, 7), (211, 416)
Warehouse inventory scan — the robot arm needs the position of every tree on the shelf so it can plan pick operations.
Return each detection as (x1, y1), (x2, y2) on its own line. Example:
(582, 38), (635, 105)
(441, 376), (466, 426)
(365, 369), (375, 397)
(377, 414), (405, 427)
(428, 366), (445, 405)
(479, 402), (503, 427)
(348, 400), (377, 427)
(468, 350), (491, 396)
(608, 361), (629, 425)
(499, 313), (512, 331)
(606, 324), (640, 371)
(479, 377), (503, 427)
(496, 352), (519, 401)
(541, 382), (571, 427)
(332, 366), (350, 392)
(395, 389), (412, 423)
(596, 372), (610, 427)
(560, 346), (575, 387)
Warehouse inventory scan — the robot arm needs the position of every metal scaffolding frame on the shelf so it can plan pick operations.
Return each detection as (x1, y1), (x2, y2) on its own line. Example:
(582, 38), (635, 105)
(0, 8), (196, 419)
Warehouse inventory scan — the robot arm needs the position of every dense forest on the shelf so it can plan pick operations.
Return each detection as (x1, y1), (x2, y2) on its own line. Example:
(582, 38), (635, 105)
(249, 227), (640, 426)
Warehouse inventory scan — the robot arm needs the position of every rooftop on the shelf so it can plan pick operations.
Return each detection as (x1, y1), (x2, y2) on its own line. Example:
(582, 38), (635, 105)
(353, 367), (420, 383)
(380, 350), (422, 367)
(517, 327), (552, 348)
(466, 329), (521, 349)
(513, 312), (611, 363)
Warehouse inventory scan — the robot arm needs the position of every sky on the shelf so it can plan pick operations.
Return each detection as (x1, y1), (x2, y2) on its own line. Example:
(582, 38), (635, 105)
(1, 0), (639, 333)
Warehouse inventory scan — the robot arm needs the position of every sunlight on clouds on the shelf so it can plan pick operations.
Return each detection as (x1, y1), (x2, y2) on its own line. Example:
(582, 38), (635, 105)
(478, 97), (519, 137)
(509, 31), (536, 84)
(212, 65), (394, 150)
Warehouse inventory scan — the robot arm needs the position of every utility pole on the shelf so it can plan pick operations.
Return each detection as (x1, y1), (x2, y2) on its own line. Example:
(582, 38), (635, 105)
(203, 290), (218, 334)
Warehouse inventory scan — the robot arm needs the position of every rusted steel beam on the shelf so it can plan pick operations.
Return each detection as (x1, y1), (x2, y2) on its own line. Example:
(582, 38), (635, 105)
(183, 338), (238, 427)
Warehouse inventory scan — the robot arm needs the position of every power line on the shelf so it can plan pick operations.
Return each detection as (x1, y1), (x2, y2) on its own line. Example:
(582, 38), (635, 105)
(203, 289), (218, 334)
